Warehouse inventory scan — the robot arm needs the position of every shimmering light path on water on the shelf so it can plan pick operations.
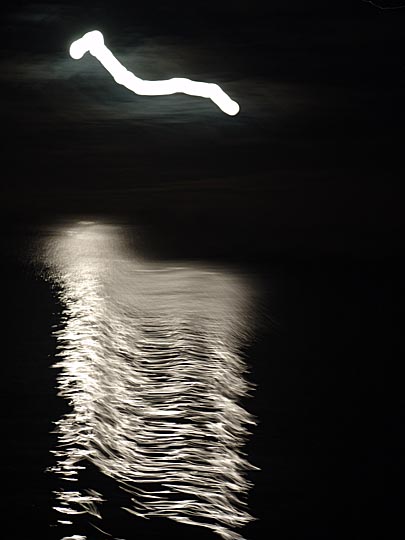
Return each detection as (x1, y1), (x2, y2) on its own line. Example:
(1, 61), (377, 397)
(40, 221), (256, 540)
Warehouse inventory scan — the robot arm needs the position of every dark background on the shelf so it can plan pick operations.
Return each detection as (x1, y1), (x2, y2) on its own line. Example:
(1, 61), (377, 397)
(1, 1), (402, 539)
(1, 0), (402, 258)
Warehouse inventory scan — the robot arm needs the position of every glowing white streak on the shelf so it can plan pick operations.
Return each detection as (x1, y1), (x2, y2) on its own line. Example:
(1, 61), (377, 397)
(69, 30), (240, 116)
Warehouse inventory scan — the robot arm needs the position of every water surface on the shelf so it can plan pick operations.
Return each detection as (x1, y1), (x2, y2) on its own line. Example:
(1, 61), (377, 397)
(36, 220), (257, 540)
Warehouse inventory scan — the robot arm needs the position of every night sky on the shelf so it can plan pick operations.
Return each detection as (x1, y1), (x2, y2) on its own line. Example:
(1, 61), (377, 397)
(0, 2), (402, 540)
(2, 0), (402, 258)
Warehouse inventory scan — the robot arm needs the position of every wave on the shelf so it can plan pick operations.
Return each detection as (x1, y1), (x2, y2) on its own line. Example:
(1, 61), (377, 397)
(39, 221), (257, 540)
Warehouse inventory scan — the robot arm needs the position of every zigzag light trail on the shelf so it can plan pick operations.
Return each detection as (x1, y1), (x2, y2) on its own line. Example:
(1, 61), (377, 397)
(69, 30), (240, 115)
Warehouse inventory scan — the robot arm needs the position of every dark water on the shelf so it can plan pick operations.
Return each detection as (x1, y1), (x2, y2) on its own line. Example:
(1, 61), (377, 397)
(2, 218), (398, 540)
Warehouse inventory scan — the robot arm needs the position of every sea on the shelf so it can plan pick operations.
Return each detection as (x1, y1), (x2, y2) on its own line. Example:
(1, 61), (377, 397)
(1, 216), (396, 540)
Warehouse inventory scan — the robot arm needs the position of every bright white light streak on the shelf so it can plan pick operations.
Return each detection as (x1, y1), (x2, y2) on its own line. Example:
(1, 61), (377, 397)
(69, 30), (240, 116)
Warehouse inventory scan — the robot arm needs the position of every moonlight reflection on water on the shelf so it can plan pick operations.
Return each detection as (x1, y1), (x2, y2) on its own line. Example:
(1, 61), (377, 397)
(39, 221), (257, 540)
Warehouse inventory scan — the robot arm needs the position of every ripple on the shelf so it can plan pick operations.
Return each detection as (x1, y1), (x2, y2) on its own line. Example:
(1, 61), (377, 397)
(39, 221), (257, 540)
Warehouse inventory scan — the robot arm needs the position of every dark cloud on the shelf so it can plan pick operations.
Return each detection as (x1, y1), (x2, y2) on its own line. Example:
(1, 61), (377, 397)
(1, 1), (402, 255)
